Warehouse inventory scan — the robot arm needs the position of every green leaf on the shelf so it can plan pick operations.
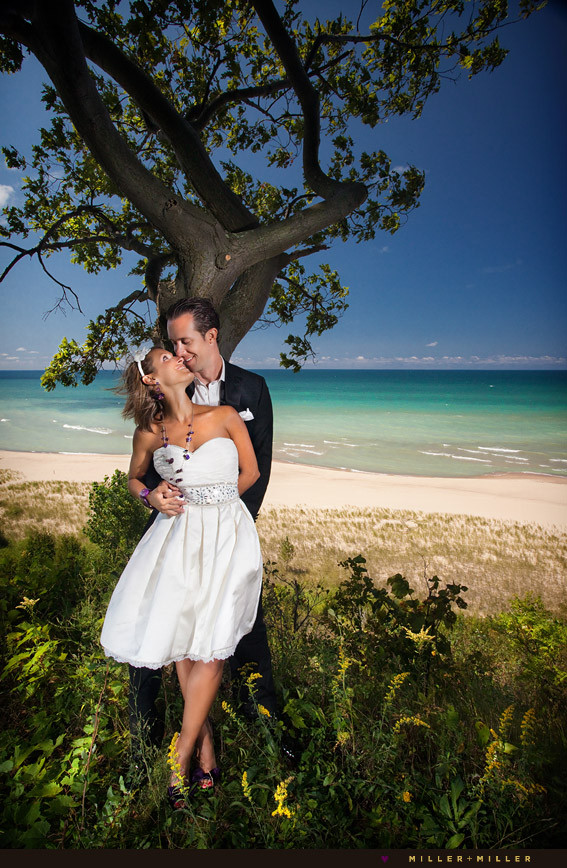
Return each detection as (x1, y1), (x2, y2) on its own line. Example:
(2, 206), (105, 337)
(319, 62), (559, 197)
(388, 573), (412, 599)
(475, 721), (491, 747)
(33, 782), (62, 798)
(446, 832), (466, 849)
(450, 776), (465, 814)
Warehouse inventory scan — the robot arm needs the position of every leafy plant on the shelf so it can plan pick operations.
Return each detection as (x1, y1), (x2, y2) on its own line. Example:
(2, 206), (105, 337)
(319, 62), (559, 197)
(84, 470), (148, 560)
(0, 529), (563, 849)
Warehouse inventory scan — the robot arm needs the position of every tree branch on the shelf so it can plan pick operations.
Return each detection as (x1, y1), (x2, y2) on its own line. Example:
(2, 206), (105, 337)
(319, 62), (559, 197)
(145, 253), (176, 303)
(285, 243), (329, 262)
(8, 2), (214, 252)
(231, 182), (365, 271)
(114, 287), (149, 315)
(77, 21), (258, 232)
(190, 78), (292, 130)
(0, 205), (167, 283)
(252, 0), (365, 202)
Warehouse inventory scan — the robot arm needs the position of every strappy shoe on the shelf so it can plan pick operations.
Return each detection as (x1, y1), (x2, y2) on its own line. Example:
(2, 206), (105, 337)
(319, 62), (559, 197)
(190, 766), (220, 792)
(167, 784), (186, 810)
(167, 777), (191, 810)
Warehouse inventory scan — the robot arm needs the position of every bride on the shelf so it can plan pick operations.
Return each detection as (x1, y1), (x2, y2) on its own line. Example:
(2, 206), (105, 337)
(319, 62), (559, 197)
(100, 346), (263, 809)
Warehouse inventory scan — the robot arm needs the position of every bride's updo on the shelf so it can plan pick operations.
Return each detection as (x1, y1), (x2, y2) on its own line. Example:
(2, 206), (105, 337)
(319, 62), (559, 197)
(120, 346), (164, 431)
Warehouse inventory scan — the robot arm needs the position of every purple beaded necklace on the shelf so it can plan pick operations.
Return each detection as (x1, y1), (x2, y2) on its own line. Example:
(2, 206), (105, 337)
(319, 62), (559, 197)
(161, 412), (195, 484)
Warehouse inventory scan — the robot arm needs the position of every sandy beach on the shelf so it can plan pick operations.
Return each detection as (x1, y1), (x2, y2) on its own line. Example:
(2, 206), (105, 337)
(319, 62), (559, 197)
(1, 449), (566, 528)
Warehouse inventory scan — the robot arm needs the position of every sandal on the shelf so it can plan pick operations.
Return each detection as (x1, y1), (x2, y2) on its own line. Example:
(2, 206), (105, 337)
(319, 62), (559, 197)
(167, 775), (191, 810)
(190, 766), (220, 792)
(167, 784), (187, 810)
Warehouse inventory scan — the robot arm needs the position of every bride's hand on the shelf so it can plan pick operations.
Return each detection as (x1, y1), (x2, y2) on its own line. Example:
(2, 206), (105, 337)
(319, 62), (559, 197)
(147, 480), (184, 516)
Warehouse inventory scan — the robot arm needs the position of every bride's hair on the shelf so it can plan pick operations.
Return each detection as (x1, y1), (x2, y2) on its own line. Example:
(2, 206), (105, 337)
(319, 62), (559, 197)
(119, 347), (164, 432)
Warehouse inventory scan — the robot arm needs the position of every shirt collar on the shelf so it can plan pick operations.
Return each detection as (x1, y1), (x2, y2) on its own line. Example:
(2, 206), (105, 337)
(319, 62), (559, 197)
(194, 357), (225, 388)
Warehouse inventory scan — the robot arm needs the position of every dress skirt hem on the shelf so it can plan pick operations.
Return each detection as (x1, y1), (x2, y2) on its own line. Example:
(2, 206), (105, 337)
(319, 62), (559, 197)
(101, 639), (243, 669)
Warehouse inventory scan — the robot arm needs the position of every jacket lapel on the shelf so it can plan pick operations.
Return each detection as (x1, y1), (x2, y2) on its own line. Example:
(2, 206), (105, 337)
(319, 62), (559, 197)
(222, 360), (243, 409)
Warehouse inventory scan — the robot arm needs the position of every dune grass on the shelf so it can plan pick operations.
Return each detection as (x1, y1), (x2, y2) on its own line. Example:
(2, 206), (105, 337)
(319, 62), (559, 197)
(1, 470), (565, 617)
(0, 470), (91, 539)
(257, 506), (567, 617)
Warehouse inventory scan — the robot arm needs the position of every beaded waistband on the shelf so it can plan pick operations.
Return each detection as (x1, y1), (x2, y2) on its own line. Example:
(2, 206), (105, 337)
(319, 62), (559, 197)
(182, 482), (239, 506)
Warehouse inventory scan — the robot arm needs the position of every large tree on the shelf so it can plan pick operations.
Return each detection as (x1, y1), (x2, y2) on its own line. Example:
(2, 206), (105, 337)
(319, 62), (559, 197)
(0, 0), (543, 387)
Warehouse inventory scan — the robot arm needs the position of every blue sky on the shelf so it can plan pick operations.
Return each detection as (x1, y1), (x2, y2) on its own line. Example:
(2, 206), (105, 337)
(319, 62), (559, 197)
(0, 1), (566, 371)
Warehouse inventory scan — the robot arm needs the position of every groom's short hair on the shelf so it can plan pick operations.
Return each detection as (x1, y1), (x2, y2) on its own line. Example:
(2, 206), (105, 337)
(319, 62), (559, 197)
(166, 297), (220, 339)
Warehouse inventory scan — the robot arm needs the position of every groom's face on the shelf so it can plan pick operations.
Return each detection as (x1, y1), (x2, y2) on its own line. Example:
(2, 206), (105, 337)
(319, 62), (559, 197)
(167, 313), (219, 376)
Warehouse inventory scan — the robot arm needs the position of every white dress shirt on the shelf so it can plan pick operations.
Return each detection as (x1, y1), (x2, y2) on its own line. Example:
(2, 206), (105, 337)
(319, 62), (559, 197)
(191, 358), (225, 407)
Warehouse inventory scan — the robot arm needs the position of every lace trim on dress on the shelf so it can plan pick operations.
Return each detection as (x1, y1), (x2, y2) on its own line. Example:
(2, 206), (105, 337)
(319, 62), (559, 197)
(102, 644), (240, 669)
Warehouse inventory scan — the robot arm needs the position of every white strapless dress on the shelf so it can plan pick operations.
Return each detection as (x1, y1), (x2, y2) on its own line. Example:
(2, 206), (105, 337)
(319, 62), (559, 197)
(100, 437), (263, 668)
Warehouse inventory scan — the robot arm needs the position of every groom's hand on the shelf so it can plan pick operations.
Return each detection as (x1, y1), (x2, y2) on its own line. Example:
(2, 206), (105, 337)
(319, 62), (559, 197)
(147, 479), (184, 516)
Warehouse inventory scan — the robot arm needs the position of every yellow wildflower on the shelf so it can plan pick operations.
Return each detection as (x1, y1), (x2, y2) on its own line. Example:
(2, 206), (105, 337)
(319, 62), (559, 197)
(258, 704), (271, 718)
(501, 777), (546, 799)
(520, 708), (537, 747)
(401, 624), (435, 651)
(393, 714), (431, 736)
(244, 670), (262, 695)
(384, 672), (410, 705)
(167, 732), (190, 800)
(16, 597), (40, 610)
(479, 739), (504, 790)
(221, 700), (238, 721)
(241, 770), (253, 804)
(272, 776), (295, 819)
(498, 704), (515, 741)
(402, 791), (412, 803)
(331, 645), (353, 693)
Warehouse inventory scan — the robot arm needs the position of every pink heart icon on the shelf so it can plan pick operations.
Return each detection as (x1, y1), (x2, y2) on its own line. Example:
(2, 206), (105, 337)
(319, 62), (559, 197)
(381, 858), (389, 863)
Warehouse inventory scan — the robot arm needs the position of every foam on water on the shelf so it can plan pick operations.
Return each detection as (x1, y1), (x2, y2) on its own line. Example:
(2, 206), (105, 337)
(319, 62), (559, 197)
(420, 451), (492, 463)
(60, 423), (113, 435)
(1, 369), (565, 478)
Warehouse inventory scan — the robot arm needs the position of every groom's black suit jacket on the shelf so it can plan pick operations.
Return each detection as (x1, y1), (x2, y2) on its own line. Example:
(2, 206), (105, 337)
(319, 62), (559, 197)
(144, 359), (273, 520)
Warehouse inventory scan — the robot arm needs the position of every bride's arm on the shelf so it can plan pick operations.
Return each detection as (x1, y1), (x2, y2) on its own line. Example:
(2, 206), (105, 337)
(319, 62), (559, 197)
(224, 408), (260, 496)
(128, 428), (184, 516)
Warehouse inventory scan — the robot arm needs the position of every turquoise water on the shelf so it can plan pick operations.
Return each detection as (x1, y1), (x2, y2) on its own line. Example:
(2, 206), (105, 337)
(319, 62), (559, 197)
(1, 370), (566, 477)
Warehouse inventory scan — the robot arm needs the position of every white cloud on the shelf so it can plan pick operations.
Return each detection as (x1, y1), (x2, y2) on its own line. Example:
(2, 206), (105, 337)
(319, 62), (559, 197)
(426, 341), (438, 347)
(232, 354), (567, 370)
(15, 347), (27, 352)
(380, 246), (389, 254)
(482, 259), (523, 274)
(0, 184), (15, 208)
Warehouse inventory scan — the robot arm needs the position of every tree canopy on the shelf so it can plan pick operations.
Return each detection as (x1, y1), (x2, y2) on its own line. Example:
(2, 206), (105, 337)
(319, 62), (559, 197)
(0, 0), (544, 387)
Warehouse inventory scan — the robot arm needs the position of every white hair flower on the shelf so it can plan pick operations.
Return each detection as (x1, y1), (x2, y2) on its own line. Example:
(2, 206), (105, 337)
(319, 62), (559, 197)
(133, 345), (152, 378)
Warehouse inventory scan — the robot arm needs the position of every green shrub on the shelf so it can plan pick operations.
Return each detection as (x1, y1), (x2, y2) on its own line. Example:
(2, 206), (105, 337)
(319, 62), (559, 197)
(84, 470), (148, 558)
(0, 532), (563, 849)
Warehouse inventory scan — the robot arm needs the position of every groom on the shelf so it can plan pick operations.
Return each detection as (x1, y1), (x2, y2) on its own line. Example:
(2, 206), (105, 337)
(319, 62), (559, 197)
(129, 297), (277, 758)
